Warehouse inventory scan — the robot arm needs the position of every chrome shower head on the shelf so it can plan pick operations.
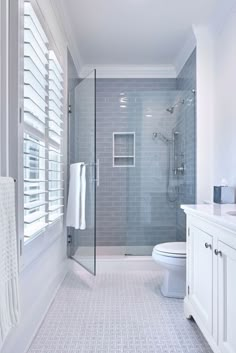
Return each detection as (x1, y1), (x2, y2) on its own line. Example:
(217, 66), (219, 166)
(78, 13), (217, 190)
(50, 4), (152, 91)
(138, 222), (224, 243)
(166, 99), (185, 114)
(166, 107), (174, 114)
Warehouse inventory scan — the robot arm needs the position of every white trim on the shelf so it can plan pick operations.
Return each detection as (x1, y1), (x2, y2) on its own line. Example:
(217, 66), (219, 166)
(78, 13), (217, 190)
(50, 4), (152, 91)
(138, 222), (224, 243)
(1, 257), (68, 353)
(79, 64), (176, 79)
(19, 0), (68, 263)
(174, 30), (196, 77)
(23, 220), (63, 269)
(32, 0), (64, 68)
(50, 0), (82, 75)
(0, 0), (10, 176)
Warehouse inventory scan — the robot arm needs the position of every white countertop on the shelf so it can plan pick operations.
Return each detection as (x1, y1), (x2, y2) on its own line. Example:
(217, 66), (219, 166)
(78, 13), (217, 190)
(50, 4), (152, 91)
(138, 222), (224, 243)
(181, 204), (236, 232)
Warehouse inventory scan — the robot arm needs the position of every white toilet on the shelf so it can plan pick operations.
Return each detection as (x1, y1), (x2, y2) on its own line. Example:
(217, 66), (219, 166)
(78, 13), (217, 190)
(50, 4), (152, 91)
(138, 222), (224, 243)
(152, 242), (186, 299)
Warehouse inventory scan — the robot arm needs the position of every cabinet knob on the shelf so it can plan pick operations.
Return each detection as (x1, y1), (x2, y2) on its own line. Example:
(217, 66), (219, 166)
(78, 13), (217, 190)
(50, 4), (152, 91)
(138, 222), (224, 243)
(205, 242), (212, 249)
(214, 249), (222, 256)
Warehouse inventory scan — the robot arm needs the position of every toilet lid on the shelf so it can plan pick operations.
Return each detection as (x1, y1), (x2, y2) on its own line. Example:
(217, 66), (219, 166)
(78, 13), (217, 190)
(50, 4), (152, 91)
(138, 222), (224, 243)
(153, 242), (186, 257)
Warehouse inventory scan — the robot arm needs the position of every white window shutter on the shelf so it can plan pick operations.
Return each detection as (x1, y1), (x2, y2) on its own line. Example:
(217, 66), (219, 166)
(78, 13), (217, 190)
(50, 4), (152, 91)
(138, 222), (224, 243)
(23, 2), (64, 239)
(48, 51), (64, 223)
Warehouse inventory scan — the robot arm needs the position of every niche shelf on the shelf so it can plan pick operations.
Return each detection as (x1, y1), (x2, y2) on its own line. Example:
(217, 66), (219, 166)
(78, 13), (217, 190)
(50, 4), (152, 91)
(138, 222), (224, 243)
(113, 132), (135, 167)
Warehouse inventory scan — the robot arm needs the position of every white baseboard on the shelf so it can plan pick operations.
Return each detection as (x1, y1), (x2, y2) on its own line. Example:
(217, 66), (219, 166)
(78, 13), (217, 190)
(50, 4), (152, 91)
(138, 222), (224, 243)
(1, 259), (68, 353)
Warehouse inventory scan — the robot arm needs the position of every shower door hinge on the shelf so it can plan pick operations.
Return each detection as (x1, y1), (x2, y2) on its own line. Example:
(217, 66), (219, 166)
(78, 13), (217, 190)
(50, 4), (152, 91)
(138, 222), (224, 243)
(67, 234), (72, 245)
(187, 285), (190, 295)
(68, 105), (72, 114)
(19, 107), (22, 124)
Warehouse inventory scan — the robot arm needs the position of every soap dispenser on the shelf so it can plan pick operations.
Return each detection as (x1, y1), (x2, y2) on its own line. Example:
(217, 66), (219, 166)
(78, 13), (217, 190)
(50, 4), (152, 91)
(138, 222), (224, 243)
(214, 178), (235, 204)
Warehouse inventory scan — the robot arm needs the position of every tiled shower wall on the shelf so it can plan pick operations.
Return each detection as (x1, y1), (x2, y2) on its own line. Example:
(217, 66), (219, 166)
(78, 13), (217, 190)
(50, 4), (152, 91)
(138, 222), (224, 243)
(96, 79), (178, 248)
(96, 51), (196, 249)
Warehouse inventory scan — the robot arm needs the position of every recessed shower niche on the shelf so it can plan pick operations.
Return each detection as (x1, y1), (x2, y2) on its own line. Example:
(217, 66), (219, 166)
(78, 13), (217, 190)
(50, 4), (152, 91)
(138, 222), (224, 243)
(113, 132), (135, 167)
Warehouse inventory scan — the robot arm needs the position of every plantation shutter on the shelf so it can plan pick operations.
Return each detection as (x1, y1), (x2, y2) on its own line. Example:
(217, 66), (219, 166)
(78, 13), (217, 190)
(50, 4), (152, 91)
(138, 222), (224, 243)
(23, 2), (64, 240)
(48, 51), (64, 224)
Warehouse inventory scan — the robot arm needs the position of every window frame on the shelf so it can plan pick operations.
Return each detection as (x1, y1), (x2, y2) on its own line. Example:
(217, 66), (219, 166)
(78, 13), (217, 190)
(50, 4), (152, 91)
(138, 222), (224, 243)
(0, 0), (10, 177)
(18, 0), (67, 270)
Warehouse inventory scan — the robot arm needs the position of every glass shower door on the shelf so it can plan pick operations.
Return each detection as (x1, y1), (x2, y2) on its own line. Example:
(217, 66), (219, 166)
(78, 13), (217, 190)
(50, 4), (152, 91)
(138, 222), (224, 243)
(68, 70), (96, 275)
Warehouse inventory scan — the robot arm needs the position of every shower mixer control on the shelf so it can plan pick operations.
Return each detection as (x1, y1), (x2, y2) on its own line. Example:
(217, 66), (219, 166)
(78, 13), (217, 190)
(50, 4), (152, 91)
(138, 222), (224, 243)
(174, 163), (185, 175)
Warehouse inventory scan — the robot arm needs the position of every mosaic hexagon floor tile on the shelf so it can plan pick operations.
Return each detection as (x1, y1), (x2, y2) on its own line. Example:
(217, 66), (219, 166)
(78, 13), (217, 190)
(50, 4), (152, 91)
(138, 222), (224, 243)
(28, 270), (212, 353)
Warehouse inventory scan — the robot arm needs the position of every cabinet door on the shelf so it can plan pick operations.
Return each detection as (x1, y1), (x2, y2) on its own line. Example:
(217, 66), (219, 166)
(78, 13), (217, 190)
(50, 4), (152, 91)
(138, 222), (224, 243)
(189, 226), (213, 334)
(218, 241), (236, 353)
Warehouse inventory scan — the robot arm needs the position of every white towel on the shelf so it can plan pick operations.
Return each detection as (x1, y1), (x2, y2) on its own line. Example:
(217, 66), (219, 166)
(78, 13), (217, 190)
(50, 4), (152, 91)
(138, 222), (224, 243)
(80, 165), (86, 230)
(0, 177), (20, 347)
(66, 163), (86, 230)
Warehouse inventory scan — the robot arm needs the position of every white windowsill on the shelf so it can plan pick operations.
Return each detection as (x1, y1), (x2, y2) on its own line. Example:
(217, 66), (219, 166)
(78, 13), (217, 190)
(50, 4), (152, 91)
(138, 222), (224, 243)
(22, 217), (64, 270)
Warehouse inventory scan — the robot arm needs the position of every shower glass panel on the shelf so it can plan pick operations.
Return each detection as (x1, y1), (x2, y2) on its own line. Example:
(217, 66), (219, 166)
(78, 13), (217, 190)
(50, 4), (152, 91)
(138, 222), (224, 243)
(68, 70), (96, 274)
(125, 89), (196, 255)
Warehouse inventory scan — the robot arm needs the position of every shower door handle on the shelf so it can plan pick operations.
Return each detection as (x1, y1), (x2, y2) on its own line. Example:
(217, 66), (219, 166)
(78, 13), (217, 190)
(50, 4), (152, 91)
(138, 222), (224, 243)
(91, 159), (99, 187)
(88, 160), (99, 187)
(95, 159), (100, 187)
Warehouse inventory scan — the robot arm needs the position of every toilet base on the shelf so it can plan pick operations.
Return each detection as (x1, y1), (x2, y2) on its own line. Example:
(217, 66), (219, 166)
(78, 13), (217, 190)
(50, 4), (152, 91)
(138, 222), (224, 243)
(160, 267), (186, 299)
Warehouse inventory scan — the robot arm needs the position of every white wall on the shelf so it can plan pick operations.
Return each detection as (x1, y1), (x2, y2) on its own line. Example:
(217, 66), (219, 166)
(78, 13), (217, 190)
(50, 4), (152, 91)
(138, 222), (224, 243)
(193, 25), (214, 203)
(194, 3), (236, 203)
(213, 8), (236, 187)
(1, 1), (69, 352)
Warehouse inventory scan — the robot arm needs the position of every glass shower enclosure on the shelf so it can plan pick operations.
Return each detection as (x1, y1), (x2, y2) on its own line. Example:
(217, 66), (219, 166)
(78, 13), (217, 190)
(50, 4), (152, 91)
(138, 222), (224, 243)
(68, 69), (97, 275)
(67, 54), (196, 265)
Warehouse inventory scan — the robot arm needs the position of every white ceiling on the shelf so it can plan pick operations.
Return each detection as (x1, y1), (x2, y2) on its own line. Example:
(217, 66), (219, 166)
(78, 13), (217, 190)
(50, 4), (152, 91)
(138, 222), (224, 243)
(56, 0), (232, 75)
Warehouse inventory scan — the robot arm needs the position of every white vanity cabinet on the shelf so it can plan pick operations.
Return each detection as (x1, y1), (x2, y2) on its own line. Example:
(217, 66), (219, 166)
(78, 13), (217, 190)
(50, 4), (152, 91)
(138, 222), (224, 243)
(218, 240), (236, 353)
(182, 205), (236, 353)
(188, 225), (214, 336)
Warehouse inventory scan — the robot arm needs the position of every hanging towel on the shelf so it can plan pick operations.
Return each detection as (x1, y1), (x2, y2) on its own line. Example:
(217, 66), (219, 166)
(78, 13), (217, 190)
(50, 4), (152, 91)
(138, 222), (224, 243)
(80, 164), (86, 230)
(66, 163), (86, 230)
(0, 177), (20, 348)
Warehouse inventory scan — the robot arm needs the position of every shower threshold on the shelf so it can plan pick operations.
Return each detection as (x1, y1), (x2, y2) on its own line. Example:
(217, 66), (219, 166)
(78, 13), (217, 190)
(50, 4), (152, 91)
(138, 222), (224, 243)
(96, 246), (154, 257)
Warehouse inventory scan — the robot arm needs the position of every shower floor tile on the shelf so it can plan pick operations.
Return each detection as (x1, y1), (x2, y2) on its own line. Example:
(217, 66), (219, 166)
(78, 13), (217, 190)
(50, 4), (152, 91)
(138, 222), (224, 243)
(28, 270), (212, 353)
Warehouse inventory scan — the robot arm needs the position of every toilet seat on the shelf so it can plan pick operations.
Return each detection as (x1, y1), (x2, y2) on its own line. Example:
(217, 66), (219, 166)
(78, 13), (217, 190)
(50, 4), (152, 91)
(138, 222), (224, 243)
(153, 242), (186, 258)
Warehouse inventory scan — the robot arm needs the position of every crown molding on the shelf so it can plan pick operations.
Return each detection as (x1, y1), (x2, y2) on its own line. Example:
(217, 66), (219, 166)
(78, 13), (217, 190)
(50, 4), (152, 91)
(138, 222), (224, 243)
(51, 0), (83, 75)
(79, 64), (176, 79)
(174, 31), (196, 77)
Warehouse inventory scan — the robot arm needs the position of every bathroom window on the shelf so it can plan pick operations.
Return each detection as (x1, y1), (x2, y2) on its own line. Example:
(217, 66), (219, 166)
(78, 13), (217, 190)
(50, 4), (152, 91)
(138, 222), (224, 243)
(23, 2), (64, 241)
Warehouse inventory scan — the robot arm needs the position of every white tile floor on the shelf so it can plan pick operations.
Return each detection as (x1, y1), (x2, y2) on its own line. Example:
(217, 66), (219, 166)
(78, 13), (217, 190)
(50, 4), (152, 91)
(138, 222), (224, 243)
(28, 269), (212, 353)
